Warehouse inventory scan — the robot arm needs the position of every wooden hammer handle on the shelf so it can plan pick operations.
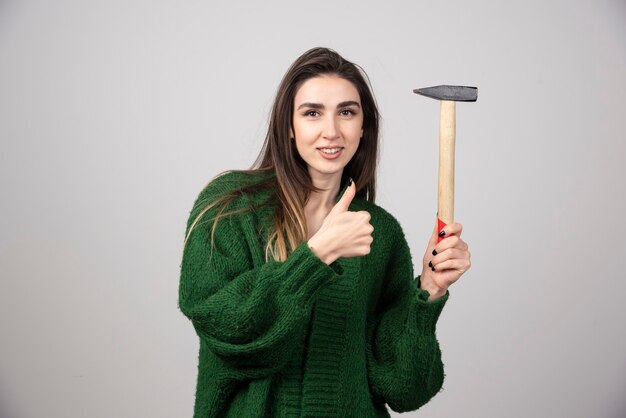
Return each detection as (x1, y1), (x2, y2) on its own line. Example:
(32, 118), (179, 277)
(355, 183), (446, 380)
(438, 100), (456, 238)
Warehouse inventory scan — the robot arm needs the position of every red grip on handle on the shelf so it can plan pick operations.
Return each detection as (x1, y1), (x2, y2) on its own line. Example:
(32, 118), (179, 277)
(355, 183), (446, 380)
(437, 217), (455, 243)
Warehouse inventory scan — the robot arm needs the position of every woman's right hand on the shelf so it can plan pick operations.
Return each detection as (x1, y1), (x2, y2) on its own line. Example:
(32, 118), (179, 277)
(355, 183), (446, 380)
(307, 180), (374, 264)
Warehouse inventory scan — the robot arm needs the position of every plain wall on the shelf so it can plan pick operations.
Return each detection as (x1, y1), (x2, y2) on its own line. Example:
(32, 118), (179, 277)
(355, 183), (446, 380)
(1, 1), (624, 417)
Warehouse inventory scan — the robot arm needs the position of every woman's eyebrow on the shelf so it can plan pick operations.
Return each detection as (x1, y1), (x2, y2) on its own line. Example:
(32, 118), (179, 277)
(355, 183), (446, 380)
(297, 102), (324, 110)
(297, 100), (361, 110)
(337, 100), (361, 108)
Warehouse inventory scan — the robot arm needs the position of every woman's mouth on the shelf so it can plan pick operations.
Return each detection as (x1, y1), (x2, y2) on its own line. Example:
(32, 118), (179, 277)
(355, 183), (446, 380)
(317, 147), (344, 159)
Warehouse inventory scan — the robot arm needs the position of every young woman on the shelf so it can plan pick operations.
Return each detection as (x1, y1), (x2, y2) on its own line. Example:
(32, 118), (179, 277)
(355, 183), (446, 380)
(179, 47), (471, 417)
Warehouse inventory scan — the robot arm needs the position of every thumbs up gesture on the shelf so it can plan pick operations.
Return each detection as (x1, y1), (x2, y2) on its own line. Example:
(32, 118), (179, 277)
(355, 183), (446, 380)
(307, 179), (374, 265)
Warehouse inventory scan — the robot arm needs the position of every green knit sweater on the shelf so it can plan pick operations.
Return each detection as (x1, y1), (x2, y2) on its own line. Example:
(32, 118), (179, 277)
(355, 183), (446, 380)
(178, 171), (449, 417)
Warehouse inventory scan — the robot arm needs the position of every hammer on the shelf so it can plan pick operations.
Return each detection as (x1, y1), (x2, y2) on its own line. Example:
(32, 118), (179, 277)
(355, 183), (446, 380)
(413, 85), (478, 242)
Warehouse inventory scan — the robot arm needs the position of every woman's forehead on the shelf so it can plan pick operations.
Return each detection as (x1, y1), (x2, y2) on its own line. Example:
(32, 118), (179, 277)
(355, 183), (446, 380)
(294, 75), (360, 105)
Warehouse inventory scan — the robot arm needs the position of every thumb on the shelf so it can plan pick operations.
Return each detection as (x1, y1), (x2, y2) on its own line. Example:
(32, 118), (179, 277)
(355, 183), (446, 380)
(330, 178), (356, 214)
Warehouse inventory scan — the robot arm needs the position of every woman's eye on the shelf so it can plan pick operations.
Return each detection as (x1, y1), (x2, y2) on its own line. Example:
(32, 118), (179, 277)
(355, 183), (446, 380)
(304, 110), (320, 117)
(340, 109), (356, 116)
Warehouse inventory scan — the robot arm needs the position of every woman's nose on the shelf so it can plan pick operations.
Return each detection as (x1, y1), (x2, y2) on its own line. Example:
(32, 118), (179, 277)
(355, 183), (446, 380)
(323, 116), (339, 139)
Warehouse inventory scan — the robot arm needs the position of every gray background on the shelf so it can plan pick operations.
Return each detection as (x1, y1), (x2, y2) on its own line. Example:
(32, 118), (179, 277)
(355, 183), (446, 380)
(1, 0), (624, 417)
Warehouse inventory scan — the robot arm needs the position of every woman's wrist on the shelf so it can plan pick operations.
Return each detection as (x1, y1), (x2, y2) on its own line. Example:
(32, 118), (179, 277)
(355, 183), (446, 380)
(419, 275), (447, 301)
(307, 236), (336, 265)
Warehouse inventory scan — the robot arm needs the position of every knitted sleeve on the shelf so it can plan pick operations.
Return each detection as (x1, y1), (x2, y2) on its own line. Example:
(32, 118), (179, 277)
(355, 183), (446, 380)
(178, 181), (344, 379)
(365, 217), (449, 413)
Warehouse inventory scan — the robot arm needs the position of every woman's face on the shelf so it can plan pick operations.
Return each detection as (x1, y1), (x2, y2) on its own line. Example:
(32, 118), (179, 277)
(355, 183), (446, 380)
(291, 74), (363, 182)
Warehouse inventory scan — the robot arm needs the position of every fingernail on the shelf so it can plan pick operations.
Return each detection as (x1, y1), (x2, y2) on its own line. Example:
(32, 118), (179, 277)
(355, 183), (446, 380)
(432, 249), (437, 256)
(348, 177), (353, 187)
(438, 230), (446, 237)
(428, 260), (432, 268)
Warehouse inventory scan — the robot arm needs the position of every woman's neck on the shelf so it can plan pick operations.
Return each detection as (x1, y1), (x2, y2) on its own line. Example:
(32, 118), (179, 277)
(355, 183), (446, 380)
(307, 172), (342, 210)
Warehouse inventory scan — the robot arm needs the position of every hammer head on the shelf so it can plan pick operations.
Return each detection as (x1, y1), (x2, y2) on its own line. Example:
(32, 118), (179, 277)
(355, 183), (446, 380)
(413, 85), (477, 102)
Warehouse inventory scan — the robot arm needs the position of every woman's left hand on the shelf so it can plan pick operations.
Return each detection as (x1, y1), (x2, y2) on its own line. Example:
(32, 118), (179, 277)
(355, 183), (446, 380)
(419, 218), (471, 301)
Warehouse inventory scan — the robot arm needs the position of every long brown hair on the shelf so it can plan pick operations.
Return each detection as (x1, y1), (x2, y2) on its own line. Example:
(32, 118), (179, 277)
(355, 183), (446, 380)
(185, 47), (381, 262)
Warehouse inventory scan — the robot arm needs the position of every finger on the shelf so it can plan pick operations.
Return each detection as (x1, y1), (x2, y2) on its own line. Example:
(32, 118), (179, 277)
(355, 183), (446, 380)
(432, 235), (461, 256)
(439, 222), (463, 239)
(357, 210), (372, 223)
(330, 179), (356, 214)
(447, 236), (468, 251)
(428, 248), (470, 268)
(432, 257), (471, 273)
(456, 238), (469, 251)
(431, 247), (467, 265)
